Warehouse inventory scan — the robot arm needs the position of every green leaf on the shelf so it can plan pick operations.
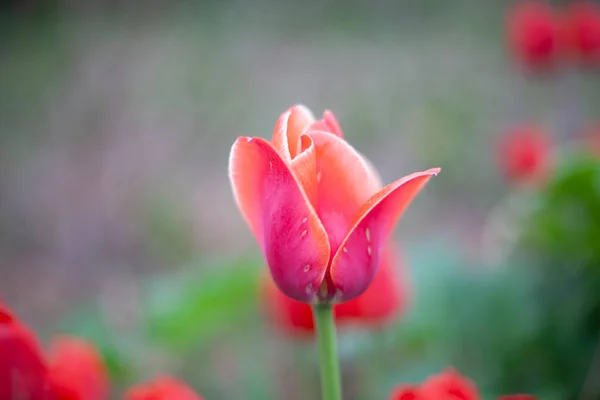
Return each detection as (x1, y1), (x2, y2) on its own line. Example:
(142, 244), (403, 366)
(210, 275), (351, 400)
(142, 256), (263, 352)
(522, 152), (600, 269)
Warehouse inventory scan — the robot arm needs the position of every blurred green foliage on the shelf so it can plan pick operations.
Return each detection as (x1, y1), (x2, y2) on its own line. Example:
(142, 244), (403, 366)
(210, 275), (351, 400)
(56, 256), (265, 397)
(505, 152), (600, 400)
(142, 257), (262, 352)
(357, 241), (547, 399)
(525, 153), (600, 265)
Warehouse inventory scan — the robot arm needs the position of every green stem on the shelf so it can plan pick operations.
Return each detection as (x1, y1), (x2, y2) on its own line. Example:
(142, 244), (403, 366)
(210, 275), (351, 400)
(313, 303), (342, 400)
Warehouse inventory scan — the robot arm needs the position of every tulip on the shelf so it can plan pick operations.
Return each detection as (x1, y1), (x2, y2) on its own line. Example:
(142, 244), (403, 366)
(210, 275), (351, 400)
(496, 124), (552, 184)
(389, 368), (537, 400)
(228, 105), (439, 304)
(0, 302), (55, 400)
(262, 245), (407, 336)
(506, 0), (563, 72)
(418, 368), (480, 400)
(47, 335), (109, 400)
(124, 376), (203, 400)
(230, 105), (438, 400)
(389, 385), (421, 400)
(565, 1), (600, 67)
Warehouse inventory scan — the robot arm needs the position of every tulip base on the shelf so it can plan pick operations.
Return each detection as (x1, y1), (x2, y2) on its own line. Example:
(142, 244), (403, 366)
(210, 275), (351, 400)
(312, 303), (342, 400)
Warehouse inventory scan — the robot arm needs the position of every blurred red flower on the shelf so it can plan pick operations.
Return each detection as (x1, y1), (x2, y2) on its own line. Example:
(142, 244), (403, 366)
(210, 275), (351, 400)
(506, 0), (563, 71)
(419, 368), (480, 400)
(228, 104), (439, 304)
(389, 385), (422, 400)
(0, 302), (114, 400)
(0, 302), (54, 400)
(262, 245), (407, 336)
(565, 1), (600, 67)
(389, 368), (536, 400)
(584, 123), (600, 156)
(47, 336), (109, 400)
(497, 124), (552, 184)
(124, 376), (203, 400)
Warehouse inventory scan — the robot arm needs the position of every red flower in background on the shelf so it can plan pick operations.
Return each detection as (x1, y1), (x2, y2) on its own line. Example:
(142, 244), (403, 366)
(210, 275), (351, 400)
(419, 368), (480, 400)
(0, 302), (54, 400)
(47, 336), (109, 400)
(497, 124), (552, 184)
(228, 104), (439, 304)
(389, 385), (421, 400)
(565, 1), (600, 67)
(585, 122), (600, 156)
(1, 303), (205, 400)
(124, 376), (203, 400)
(0, 301), (112, 400)
(389, 368), (536, 400)
(507, 0), (563, 71)
(262, 245), (408, 336)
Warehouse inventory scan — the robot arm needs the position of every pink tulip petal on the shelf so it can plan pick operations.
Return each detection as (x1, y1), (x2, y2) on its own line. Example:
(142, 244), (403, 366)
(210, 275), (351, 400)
(308, 110), (345, 138)
(336, 245), (405, 322)
(306, 131), (382, 255)
(229, 137), (330, 302)
(271, 105), (315, 162)
(323, 110), (344, 138)
(290, 134), (317, 206)
(330, 168), (440, 301)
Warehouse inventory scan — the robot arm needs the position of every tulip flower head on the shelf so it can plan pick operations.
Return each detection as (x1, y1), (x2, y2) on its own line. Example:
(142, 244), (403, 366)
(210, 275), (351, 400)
(262, 245), (407, 335)
(389, 368), (537, 400)
(47, 336), (109, 400)
(0, 302), (53, 400)
(497, 124), (552, 184)
(506, 0), (563, 71)
(229, 105), (439, 304)
(419, 368), (480, 400)
(389, 385), (421, 400)
(124, 376), (203, 400)
(565, 1), (600, 67)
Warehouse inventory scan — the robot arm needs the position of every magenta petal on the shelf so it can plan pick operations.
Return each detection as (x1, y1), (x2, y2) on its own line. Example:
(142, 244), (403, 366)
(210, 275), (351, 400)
(229, 137), (330, 302)
(330, 169), (440, 301)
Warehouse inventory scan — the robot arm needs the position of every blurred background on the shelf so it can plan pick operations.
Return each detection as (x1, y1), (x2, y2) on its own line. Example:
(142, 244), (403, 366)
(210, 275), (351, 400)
(1, 0), (600, 399)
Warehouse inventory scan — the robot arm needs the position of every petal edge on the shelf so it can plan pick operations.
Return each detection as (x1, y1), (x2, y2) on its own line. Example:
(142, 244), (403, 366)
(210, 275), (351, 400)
(330, 168), (440, 301)
(271, 105), (315, 162)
